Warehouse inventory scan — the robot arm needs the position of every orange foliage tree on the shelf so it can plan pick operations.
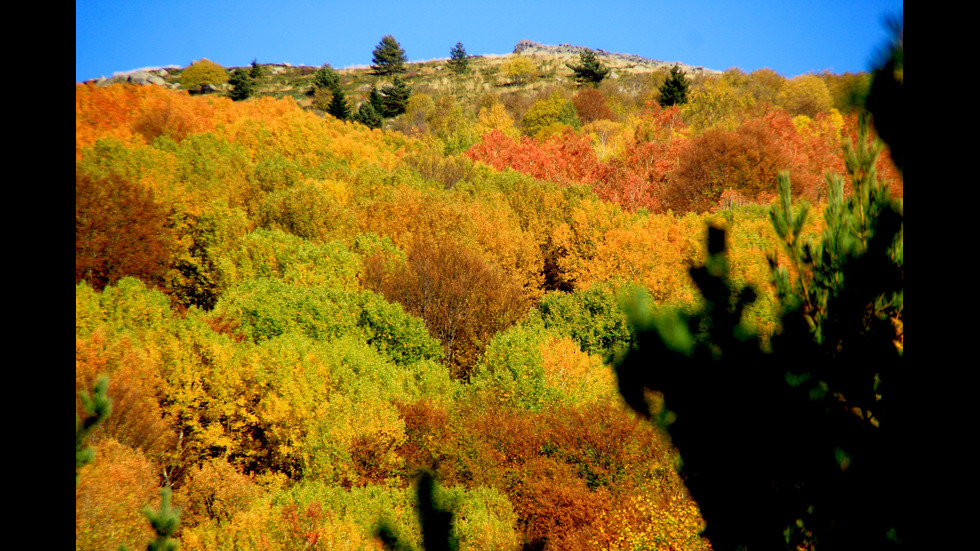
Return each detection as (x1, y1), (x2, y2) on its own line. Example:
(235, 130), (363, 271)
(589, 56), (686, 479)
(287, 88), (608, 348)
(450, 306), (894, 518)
(363, 236), (529, 380)
(572, 88), (618, 123)
(664, 111), (826, 212)
(76, 170), (177, 291)
(396, 399), (698, 549)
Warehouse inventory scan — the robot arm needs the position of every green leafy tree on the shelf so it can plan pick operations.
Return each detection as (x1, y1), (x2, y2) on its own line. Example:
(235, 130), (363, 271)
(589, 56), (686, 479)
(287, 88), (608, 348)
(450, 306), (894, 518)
(658, 63), (690, 106)
(567, 48), (611, 87)
(447, 42), (469, 74)
(180, 58), (228, 94)
(228, 67), (254, 101)
(381, 76), (412, 118)
(537, 284), (633, 362)
(372, 35), (408, 75)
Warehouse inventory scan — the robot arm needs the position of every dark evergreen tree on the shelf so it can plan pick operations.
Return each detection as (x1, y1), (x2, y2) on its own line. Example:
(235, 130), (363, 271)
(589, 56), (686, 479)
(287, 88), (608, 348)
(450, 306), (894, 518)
(659, 63), (690, 106)
(249, 58), (263, 79)
(865, 15), (903, 175)
(312, 63), (341, 92)
(228, 68), (254, 101)
(367, 84), (385, 116)
(567, 48), (611, 87)
(614, 98), (905, 551)
(354, 102), (383, 129)
(380, 76), (412, 117)
(447, 42), (469, 74)
(327, 86), (352, 120)
(371, 35), (408, 75)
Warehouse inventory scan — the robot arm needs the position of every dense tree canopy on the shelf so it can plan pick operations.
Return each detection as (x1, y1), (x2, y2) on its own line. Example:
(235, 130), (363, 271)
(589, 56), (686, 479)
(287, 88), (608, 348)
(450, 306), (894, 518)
(76, 19), (904, 550)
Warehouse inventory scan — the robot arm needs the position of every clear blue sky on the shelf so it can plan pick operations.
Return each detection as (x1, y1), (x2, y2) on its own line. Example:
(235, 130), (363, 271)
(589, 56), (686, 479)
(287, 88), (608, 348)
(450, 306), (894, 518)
(76, 0), (903, 83)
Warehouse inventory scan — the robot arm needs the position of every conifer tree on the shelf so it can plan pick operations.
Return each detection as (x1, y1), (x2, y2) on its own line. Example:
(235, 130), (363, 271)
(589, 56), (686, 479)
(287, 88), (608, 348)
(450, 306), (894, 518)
(865, 15), (903, 174)
(367, 84), (385, 116)
(354, 102), (383, 129)
(380, 76), (412, 117)
(377, 471), (458, 551)
(372, 35), (408, 75)
(659, 63), (690, 106)
(228, 68), (254, 101)
(614, 81), (905, 551)
(142, 486), (182, 551)
(76, 376), (111, 487)
(249, 58), (263, 79)
(327, 86), (352, 120)
(567, 48), (611, 87)
(312, 63), (341, 92)
(447, 42), (469, 74)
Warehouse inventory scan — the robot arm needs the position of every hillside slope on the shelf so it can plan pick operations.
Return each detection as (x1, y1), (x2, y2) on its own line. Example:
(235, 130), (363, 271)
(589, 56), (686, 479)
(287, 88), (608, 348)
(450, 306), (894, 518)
(84, 39), (718, 108)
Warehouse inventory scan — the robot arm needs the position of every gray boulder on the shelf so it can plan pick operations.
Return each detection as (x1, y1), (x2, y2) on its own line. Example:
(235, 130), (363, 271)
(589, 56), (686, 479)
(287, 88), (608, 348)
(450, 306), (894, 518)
(126, 71), (166, 86)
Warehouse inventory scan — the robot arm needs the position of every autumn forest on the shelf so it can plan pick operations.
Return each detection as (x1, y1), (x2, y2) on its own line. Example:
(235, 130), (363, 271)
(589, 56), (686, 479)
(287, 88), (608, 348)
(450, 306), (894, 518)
(77, 27), (904, 551)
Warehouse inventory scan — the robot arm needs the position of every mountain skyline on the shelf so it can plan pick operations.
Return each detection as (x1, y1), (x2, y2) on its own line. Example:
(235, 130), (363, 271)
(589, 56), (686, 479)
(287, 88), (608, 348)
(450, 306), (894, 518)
(76, 1), (903, 83)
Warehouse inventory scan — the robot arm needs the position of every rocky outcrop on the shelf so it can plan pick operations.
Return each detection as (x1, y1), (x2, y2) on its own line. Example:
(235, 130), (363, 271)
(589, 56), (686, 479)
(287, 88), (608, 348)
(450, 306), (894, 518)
(512, 39), (718, 75)
(89, 66), (178, 87)
(124, 70), (167, 86)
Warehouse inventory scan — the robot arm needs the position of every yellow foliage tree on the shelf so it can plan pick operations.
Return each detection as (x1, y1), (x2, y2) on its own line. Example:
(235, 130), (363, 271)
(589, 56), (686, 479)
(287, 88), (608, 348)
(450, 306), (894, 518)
(521, 91), (581, 137)
(583, 119), (624, 160)
(181, 58), (229, 94)
(777, 74), (833, 118)
(539, 335), (616, 403)
(476, 103), (519, 138)
(681, 77), (755, 132)
(501, 55), (540, 85)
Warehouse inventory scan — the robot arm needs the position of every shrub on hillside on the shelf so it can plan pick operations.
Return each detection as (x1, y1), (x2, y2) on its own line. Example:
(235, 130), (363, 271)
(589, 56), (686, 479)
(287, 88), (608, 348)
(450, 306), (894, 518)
(180, 58), (228, 94)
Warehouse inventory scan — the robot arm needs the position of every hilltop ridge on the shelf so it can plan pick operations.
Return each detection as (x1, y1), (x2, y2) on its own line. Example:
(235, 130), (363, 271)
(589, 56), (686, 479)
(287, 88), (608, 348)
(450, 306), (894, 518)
(512, 39), (719, 76)
(83, 39), (718, 87)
